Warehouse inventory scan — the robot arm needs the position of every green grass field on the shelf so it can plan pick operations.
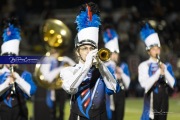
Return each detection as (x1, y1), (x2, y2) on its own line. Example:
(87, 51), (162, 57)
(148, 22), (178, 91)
(27, 97), (180, 120)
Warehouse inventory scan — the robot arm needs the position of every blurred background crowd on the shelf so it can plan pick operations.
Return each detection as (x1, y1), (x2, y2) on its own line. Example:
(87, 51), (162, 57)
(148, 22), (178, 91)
(0, 0), (180, 97)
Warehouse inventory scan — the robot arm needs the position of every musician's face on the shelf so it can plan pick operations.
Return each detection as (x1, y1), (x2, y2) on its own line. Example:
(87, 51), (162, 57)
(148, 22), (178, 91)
(77, 45), (95, 63)
(111, 52), (119, 63)
(50, 48), (60, 58)
(148, 46), (161, 58)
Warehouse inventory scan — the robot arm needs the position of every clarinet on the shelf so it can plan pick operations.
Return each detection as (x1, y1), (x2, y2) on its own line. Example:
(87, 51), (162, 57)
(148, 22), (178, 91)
(156, 54), (168, 84)
(9, 65), (16, 95)
(156, 54), (161, 66)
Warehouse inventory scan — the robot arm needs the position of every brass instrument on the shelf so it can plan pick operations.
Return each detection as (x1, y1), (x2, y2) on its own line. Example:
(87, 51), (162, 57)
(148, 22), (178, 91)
(34, 19), (72, 89)
(94, 48), (111, 68)
(40, 19), (72, 51)
(98, 48), (111, 61)
(34, 58), (63, 90)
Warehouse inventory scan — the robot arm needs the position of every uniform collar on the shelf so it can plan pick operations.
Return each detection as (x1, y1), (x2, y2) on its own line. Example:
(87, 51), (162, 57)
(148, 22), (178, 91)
(77, 61), (96, 69)
(149, 57), (157, 63)
(76, 61), (84, 68)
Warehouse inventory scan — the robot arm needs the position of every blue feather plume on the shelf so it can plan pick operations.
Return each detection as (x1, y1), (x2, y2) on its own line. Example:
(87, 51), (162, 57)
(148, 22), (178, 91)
(2, 24), (21, 42)
(75, 8), (101, 32)
(140, 23), (155, 41)
(103, 29), (118, 43)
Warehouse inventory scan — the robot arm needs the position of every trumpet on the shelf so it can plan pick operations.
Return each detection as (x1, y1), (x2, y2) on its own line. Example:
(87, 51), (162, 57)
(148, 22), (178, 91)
(98, 48), (111, 61)
(94, 48), (111, 68)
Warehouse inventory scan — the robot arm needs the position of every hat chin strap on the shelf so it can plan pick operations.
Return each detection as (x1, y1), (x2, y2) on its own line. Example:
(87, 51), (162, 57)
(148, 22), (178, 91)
(79, 55), (85, 63)
(77, 50), (85, 63)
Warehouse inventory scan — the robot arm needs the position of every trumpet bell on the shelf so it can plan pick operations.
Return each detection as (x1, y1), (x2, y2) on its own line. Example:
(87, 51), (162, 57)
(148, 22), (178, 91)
(98, 48), (111, 61)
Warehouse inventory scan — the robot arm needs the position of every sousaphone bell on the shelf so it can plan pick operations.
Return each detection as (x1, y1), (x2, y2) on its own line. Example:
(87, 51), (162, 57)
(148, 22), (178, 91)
(34, 19), (72, 89)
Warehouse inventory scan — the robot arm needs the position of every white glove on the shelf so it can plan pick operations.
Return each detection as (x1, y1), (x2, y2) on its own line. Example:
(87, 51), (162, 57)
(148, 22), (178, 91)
(84, 49), (98, 68)
(110, 95), (115, 111)
(14, 72), (31, 97)
(0, 77), (11, 96)
(13, 72), (21, 81)
(115, 67), (123, 80)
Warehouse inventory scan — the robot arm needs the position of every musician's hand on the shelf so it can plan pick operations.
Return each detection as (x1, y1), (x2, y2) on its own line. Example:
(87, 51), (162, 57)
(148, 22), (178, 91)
(92, 57), (97, 65)
(160, 63), (165, 75)
(12, 72), (24, 84)
(8, 76), (15, 85)
(116, 67), (122, 79)
(85, 49), (98, 66)
(12, 72), (21, 80)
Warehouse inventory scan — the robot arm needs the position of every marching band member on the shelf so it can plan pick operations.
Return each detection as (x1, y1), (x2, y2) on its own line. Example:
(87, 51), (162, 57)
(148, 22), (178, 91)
(102, 25), (131, 120)
(40, 47), (75, 120)
(60, 2), (120, 120)
(0, 18), (37, 120)
(138, 21), (176, 120)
